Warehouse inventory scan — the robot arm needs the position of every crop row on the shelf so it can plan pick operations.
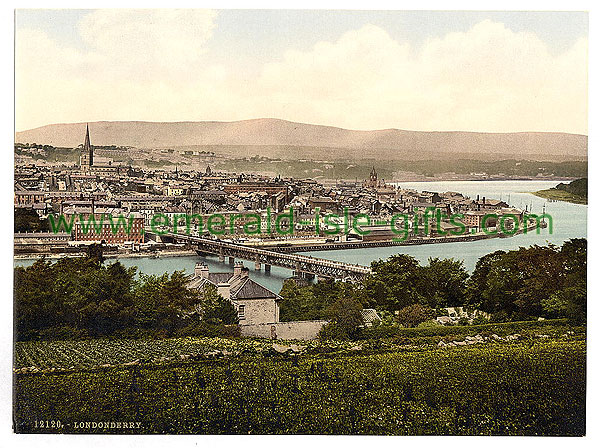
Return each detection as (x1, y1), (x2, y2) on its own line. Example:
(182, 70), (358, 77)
(14, 320), (585, 371)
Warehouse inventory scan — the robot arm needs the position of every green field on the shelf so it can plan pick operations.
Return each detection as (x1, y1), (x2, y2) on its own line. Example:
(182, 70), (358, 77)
(14, 335), (585, 435)
(14, 319), (581, 371)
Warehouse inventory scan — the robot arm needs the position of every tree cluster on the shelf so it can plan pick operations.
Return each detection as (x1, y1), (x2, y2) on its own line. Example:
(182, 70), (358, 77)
(466, 238), (586, 322)
(14, 253), (237, 341)
(15, 208), (49, 233)
(279, 239), (587, 332)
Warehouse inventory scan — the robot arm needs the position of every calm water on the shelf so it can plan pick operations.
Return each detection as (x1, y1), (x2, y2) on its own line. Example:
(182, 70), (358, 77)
(15, 180), (587, 293)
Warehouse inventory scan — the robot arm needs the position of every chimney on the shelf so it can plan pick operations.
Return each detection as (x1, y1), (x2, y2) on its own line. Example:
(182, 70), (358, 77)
(476, 194), (480, 202)
(217, 282), (231, 301)
(194, 262), (209, 279)
(233, 261), (243, 277)
(483, 197), (486, 204)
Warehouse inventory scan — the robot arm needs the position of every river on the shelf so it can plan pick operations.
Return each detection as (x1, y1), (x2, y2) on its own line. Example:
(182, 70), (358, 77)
(14, 180), (587, 293)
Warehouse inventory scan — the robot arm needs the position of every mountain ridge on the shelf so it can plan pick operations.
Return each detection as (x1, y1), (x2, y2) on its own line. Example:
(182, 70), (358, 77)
(15, 119), (588, 160)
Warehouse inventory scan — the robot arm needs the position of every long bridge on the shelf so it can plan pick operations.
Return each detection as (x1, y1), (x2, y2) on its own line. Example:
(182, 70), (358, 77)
(158, 232), (371, 282)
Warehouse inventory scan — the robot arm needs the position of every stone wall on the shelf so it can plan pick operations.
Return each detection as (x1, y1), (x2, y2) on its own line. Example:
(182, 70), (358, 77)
(240, 320), (328, 340)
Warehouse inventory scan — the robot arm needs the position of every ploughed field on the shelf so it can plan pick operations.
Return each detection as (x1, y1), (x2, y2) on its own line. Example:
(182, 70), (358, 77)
(14, 337), (585, 435)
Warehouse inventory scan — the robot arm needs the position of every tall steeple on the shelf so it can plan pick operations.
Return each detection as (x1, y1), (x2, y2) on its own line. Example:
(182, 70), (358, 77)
(368, 165), (378, 187)
(83, 123), (93, 166)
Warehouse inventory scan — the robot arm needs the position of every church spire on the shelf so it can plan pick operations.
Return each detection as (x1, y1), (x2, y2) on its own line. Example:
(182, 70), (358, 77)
(83, 124), (93, 166)
(84, 124), (91, 151)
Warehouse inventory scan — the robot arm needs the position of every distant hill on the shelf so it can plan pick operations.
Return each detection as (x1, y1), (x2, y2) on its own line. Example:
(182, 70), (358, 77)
(15, 119), (588, 161)
(556, 178), (588, 198)
(533, 178), (588, 205)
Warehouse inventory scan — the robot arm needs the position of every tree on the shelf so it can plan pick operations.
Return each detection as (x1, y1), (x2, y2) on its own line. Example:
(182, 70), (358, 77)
(86, 243), (105, 265)
(466, 250), (506, 308)
(133, 270), (197, 334)
(466, 240), (587, 320)
(319, 294), (364, 340)
(14, 208), (49, 232)
(279, 279), (366, 322)
(279, 279), (318, 321)
(395, 304), (435, 328)
(199, 284), (239, 324)
(419, 257), (468, 308)
(542, 286), (585, 322)
(364, 254), (422, 311)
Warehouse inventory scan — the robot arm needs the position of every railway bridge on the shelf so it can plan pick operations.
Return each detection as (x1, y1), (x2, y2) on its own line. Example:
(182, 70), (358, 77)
(158, 232), (371, 282)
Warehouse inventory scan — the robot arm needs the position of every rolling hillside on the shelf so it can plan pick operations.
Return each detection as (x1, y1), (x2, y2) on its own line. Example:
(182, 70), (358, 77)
(15, 118), (588, 161)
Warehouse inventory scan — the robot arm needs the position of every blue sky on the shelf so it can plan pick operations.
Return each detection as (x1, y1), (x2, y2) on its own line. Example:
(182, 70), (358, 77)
(15, 10), (588, 133)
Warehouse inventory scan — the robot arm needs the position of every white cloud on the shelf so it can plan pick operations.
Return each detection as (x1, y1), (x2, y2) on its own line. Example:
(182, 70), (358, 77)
(15, 15), (587, 134)
(251, 20), (587, 133)
(77, 9), (217, 80)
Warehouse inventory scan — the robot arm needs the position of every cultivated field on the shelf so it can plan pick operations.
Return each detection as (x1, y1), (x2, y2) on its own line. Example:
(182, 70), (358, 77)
(13, 322), (586, 435)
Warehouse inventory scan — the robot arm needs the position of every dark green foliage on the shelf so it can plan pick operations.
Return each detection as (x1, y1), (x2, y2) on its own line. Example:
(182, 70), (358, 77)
(396, 304), (435, 328)
(319, 294), (364, 340)
(471, 315), (490, 325)
(418, 258), (469, 307)
(14, 253), (201, 340)
(14, 208), (49, 232)
(457, 317), (470, 326)
(467, 239), (586, 322)
(363, 255), (468, 311)
(279, 279), (366, 322)
(13, 340), (586, 435)
(364, 255), (422, 311)
(555, 178), (587, 198)
(198, 284), (239, 325)
(85, 243), (105, 265)
(280, 240), (585, 329)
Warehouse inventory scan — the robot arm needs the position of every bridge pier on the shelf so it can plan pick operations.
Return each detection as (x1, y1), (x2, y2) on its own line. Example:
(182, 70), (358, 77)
(264, 264), (271, 273)
(304, 273), (315, 280)
(255, 260), (261, 270)
(229, 257), (235, 265)
(218, 254), (225, 262)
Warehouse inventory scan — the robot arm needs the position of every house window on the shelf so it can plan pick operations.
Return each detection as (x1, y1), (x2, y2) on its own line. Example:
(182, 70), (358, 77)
(238, 305), (245, 320)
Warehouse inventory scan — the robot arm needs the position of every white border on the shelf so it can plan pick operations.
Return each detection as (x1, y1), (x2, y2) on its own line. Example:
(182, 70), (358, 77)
(2, 2), (597, 447)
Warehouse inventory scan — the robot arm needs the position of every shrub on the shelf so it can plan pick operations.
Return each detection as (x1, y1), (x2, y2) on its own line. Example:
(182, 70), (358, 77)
(175, 321), (240, 338)
(318, 321), (351, 341)
(37, 326), (89, 341)
(417, 319), (442, 329)
(396, 304), (435, 328)
(435, 308), (449, 317)
(490, 310), (510, 323)
(323, 295), (364, 339)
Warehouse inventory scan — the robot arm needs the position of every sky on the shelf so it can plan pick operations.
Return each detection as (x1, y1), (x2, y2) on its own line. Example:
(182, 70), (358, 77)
(15, 9), (588, 134)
